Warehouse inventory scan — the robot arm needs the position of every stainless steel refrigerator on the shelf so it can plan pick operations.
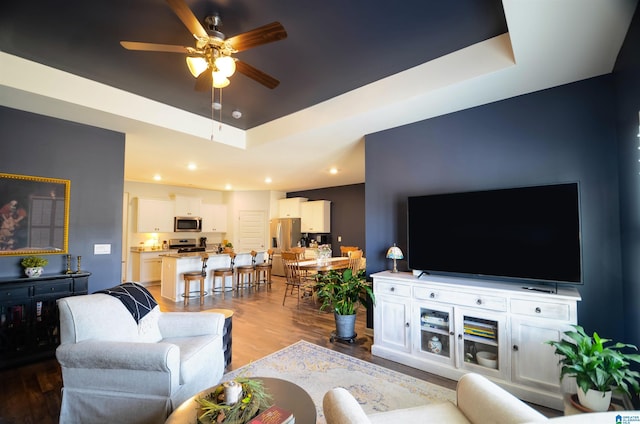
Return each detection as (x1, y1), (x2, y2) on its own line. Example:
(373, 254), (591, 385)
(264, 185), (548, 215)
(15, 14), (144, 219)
(270, 218), (301, 276)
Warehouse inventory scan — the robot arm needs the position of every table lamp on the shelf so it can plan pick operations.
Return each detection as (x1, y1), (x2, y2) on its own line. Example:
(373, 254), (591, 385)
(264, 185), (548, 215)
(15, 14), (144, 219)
(386, 244), (404, 273)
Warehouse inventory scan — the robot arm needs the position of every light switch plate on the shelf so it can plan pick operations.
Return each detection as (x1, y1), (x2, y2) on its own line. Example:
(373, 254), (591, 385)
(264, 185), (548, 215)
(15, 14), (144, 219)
(94, 244), (111, 255)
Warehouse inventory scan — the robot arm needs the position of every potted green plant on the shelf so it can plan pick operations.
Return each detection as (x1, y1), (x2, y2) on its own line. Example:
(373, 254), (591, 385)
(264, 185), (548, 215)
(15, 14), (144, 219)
(546, 324), (640, 411)
(21, 255), (49, 278)
(316, 268), (375, 341)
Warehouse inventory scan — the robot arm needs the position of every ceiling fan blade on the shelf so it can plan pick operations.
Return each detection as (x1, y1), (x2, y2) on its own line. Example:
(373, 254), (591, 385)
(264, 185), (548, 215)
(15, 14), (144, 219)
(120, 41), (190, 53)
(166, 0), (208, 39)
(235, 60), (280, 89)
(194, 70), (212, 92)
(227, 22), (287, 52)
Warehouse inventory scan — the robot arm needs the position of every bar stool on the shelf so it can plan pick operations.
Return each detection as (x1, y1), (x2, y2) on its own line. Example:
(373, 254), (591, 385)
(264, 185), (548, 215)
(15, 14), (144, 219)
(212, 252), (236, 294)
(254, 248), (273, 290)
(235, 250), (257, 291)
(182, 253), (208, 306)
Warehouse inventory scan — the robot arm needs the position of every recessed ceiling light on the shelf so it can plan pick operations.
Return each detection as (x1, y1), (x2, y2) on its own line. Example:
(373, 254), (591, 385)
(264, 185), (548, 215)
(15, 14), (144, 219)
(232, 110), (242, 119)
(187, 163), (197, 170)
(153, 174), (162, 181)
(329, 167), (338, 174)
(225, 184), (232, 190)
(212, 102), (222, 110)
(264, 177), (272, 184)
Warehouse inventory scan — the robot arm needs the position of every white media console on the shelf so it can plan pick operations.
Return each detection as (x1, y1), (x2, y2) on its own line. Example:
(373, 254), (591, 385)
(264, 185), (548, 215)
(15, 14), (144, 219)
(371, 271), (581, 410)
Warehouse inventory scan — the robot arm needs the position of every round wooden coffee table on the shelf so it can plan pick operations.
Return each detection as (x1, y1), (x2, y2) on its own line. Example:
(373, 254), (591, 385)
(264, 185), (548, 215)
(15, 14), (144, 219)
(165, 377), (316, 424)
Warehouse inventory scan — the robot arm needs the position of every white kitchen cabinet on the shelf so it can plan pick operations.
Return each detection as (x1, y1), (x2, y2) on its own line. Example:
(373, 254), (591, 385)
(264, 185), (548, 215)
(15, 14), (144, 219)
(131, 250), (164, 284)
(173, 195), (202, 216)
(136, 198), (174, 233)
(278, 197), (308, 218)
(371, 271), (581, 410)
(201, 204), (228, 232)
(300, 200), (331, 232)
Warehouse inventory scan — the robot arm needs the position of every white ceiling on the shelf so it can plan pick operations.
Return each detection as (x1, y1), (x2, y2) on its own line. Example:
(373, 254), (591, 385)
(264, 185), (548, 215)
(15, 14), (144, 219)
(1, 0), (637, 192)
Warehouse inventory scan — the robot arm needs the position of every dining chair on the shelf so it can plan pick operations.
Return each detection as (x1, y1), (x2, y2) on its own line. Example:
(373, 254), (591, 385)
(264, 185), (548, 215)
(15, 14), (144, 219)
(290, 246), (315, 280)
(281, 251), (315, 307)
(347, 249), (363, 274)
(291, 246), (306, 259)
(340, 246), (359, 257)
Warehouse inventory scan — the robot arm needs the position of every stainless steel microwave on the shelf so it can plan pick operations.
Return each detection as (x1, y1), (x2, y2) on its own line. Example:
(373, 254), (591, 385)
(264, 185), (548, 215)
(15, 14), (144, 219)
(174, 216), (202, 232)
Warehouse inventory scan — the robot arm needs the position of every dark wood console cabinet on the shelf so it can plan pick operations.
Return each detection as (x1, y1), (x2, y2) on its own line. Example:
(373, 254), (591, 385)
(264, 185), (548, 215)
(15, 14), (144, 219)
(0, 272), (90, 369)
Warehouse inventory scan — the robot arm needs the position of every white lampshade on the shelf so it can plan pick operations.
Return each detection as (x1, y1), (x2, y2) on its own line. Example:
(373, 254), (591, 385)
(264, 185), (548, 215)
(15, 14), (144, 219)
(185, 56), (208, 78)
(212, 71), (230, 88)
(215, 55), (236, 77)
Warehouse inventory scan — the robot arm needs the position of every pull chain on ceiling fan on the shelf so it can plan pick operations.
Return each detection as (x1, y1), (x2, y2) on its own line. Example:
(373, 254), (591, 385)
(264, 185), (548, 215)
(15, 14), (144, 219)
(120, 0), (287, 91)
(211, 87), (223, 139)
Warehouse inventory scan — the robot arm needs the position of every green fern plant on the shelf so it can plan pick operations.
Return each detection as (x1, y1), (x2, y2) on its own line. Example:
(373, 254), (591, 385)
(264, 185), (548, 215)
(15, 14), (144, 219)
(546, 325), (640, 398)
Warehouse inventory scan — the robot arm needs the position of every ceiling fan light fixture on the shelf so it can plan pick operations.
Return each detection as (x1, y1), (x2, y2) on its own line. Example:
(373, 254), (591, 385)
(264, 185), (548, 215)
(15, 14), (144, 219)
(215, 55), (236, 77)
(186, 56), (208, 77)
(212, 71), (230, 88)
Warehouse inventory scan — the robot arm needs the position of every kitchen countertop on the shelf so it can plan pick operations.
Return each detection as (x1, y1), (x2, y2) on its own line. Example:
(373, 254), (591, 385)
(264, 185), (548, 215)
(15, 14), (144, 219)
(160, 249), (218, 258)
(130, 248), (173, 253)
(160, 250), (264, 259)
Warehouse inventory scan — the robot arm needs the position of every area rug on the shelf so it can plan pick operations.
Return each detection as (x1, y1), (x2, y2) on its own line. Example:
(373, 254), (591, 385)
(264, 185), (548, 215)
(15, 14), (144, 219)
(223, 340), (456, 424)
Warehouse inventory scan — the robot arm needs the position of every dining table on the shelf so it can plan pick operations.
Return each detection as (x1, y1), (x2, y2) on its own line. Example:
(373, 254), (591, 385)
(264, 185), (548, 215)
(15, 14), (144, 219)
(298, 257), (350, 273)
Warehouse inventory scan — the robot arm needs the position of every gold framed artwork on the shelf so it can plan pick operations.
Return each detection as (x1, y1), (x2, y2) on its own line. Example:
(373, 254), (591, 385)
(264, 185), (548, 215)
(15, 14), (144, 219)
(0, 173), (70, 255)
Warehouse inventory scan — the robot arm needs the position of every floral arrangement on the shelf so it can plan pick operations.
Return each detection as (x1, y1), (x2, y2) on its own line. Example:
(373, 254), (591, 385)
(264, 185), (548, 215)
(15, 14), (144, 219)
(317, 244), (332, 264)
(196, 378), (272, 424)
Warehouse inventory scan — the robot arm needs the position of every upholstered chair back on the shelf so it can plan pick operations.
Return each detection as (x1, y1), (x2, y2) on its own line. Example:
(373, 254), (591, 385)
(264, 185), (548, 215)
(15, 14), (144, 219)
(58, 294), (161, 344)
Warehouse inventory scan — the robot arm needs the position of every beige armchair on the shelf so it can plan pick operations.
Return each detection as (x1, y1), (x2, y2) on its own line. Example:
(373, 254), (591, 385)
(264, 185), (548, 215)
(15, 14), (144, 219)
(323, 373), (548, 424)
(56, 290), (225, 424)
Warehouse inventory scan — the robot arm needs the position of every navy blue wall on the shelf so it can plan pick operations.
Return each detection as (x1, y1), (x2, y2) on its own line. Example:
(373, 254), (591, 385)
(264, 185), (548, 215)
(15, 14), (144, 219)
(0, 106), (125, 292)
(365, 76), (623, 341)
(615, 6), (640, 347)
(288, 183), (365, 255)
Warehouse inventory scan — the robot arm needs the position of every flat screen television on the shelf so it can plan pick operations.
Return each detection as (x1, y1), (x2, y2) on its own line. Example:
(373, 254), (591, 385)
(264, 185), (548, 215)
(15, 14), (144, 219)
(407, 183), (582, 286)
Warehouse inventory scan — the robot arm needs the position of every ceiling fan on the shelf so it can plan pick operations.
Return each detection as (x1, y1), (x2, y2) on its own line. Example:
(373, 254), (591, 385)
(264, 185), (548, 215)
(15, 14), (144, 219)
(120, 0), (287, 90)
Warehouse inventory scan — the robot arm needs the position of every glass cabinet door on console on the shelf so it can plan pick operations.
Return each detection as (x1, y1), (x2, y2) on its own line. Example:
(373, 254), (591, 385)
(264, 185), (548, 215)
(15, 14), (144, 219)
(1, 298), (31, 361)
(32, 297), (64, 351)
(455, 309), (507, 380)
(413, 303), (454, 366)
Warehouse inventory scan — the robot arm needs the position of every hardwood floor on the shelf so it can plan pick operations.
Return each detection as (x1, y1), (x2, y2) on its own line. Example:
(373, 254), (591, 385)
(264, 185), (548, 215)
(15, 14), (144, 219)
(0, 276), (561, 423)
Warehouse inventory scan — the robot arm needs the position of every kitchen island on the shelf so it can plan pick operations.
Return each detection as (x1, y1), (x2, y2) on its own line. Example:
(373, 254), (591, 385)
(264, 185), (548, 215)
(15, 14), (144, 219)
(160, 251), (265, 302)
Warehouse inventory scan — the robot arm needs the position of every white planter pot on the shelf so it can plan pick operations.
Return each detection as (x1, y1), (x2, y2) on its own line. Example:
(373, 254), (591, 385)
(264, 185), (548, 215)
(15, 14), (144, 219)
(25, 266), (43, 278)
(577, 387), (612, 412)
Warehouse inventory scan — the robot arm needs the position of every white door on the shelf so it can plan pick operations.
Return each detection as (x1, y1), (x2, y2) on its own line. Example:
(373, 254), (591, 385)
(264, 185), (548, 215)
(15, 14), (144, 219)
(237, 210), (266, 252)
